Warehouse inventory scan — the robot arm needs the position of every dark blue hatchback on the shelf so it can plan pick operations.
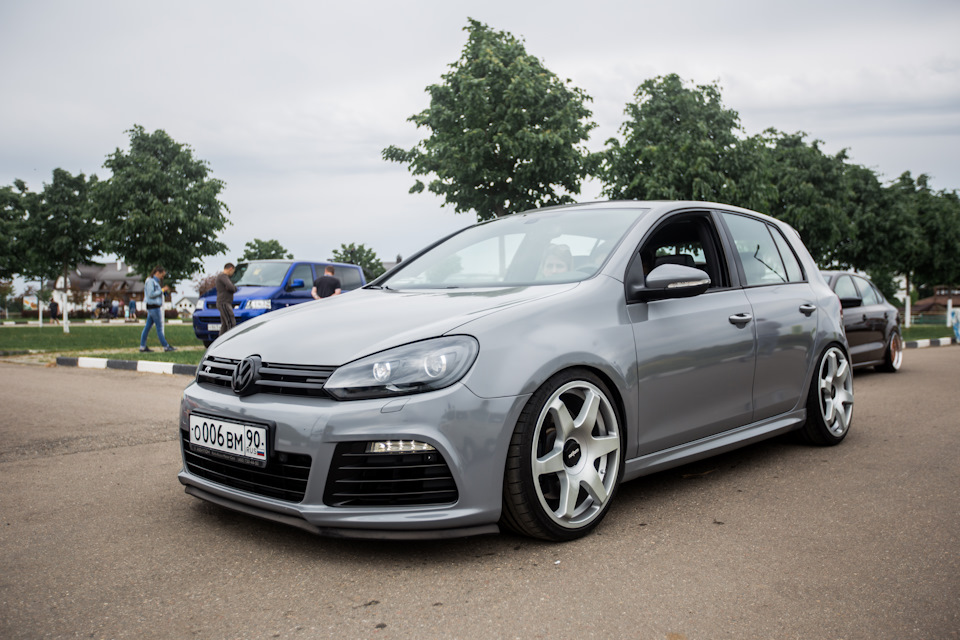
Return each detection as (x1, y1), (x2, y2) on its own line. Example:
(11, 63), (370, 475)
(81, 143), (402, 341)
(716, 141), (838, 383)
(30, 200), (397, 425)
(193, 259), (365, 346)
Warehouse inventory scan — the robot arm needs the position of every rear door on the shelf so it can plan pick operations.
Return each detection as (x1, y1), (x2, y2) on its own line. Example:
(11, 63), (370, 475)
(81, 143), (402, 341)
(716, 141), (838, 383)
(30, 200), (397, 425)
(720, 212), (818, 421)
(852, 275), (888, 361)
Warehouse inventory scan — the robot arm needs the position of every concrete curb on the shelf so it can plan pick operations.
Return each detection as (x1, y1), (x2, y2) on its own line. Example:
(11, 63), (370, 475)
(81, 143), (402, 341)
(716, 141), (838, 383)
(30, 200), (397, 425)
(55, 356), (197, 377)
(905, 337), (957, 349)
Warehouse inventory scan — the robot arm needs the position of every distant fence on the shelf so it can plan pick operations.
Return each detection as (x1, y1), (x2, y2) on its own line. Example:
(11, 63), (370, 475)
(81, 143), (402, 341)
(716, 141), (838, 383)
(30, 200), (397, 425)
(910, 314), (947, 325)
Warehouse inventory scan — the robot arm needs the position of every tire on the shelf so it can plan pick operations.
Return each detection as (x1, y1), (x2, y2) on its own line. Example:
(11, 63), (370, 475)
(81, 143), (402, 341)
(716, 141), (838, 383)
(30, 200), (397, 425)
(501, 369), (624, 541)
(202, 339), (214, 348)
(799, 345), (854, 446)
(875, 330), (903, 373)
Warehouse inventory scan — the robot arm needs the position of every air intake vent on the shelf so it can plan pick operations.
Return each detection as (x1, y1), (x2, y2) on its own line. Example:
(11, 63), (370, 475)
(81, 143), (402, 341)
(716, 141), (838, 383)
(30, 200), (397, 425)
(324, 442), (459, 507)
(181, 430), (311, 502)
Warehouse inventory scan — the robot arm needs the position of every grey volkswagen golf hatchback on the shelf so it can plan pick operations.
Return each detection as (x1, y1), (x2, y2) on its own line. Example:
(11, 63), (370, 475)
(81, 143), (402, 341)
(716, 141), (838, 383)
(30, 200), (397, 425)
(179, 201), (853, 541)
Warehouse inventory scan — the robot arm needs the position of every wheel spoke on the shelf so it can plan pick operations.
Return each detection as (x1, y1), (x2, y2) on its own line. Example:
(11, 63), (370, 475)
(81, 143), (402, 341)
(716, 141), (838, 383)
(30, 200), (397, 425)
(547, 398), (576, 440)
(581, 467), (609, 504)
(555, 473), (579, 519)
(534, 448), (565, 477)
(574, 389), (601, 433)
(585, 433), (620, 460)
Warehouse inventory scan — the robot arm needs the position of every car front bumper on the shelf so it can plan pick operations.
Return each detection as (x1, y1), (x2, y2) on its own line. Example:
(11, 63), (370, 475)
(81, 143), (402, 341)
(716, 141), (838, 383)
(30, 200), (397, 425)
(177, 379), (530, 538)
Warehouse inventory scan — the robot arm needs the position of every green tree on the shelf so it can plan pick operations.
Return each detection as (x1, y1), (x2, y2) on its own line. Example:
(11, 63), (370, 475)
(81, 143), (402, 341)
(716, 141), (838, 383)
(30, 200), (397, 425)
(746, 130), (858, 265)
(239, 238), (293, 261)
(598, 74), (749, 204)
(383, 18), (596, 221)
(0, 183), (27, 280)
(331, 243), (385, 281)
(19, 169), (101, 327)
(94, 125), (230, 282)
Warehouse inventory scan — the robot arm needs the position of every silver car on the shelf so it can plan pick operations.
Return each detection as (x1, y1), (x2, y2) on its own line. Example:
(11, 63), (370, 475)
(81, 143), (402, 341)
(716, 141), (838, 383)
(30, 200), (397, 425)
(179, 201), (854, 541)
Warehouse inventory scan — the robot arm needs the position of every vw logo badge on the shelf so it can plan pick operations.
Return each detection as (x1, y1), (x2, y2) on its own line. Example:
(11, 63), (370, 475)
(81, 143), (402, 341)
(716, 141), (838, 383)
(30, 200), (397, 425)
(232, 355), (261, 396)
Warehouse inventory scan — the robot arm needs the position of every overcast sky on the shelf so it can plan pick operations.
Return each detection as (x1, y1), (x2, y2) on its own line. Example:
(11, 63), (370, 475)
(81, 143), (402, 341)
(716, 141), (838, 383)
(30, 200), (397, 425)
(2, 0), (958, 289)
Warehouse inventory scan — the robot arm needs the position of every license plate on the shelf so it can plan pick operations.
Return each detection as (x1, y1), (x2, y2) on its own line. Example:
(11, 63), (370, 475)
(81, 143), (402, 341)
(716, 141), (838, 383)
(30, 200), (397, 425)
(189, 415), (267, 466)
(208, 323), (221, 332)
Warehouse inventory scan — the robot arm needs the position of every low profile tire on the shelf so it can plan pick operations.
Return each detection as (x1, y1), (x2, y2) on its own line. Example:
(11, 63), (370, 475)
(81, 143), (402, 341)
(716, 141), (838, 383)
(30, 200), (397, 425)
(501, 369), (624, 541)
(875, 331), (903, 373)
(800, 345), (854, 446)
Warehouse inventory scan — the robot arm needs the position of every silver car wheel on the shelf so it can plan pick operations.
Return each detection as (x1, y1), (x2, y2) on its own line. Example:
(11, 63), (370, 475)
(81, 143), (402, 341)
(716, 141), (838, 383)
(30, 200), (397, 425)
(816, 347), (854, 437)
(530, 380), (621, 530)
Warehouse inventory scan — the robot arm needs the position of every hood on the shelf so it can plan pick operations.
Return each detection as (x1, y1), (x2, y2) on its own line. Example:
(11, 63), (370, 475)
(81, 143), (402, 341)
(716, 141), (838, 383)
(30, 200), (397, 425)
(208, 285), (576, 365)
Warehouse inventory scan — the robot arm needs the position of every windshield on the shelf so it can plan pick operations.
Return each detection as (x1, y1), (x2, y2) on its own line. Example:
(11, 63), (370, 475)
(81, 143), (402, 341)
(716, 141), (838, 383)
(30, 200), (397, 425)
(383, 207), (647, 289)
(232, 262), (292, 287)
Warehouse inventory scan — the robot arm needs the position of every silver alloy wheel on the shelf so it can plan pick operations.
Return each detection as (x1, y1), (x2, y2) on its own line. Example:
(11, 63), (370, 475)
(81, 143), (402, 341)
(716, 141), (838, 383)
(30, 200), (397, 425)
(530, 380), (621, 530)
(816, 347), (854, 437)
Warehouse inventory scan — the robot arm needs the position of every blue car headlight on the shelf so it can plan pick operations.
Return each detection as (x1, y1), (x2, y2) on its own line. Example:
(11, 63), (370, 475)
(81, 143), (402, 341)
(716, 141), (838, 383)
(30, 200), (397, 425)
(324, 336), (479, 400)
(247, 299), (272, 310)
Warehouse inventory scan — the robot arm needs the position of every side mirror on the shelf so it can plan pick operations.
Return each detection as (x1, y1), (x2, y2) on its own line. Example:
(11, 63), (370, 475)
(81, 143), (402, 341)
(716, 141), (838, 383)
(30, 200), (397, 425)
(627, 264), (711, 303)
(286, 278), (305, 291)
(839, 297), (862, 309)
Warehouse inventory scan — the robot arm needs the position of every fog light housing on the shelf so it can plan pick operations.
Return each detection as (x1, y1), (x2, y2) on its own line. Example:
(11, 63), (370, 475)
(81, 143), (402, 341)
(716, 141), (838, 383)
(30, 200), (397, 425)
(365, 440), (436, 454)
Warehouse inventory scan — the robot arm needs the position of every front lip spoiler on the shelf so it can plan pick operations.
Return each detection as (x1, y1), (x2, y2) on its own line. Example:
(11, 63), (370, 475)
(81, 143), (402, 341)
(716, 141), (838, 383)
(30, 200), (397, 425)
(183, 485), (500, 540)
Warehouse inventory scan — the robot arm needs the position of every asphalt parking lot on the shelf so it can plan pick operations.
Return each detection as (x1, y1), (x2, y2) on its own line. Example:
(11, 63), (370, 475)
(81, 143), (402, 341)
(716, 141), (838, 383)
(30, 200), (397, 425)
(0, 347), (957, 640)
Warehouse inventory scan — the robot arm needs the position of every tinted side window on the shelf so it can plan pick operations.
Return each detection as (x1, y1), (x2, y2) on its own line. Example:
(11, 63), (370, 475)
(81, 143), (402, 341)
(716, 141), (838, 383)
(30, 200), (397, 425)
(722, 213), (789, 286)
(855, 276), (882, 305)
(771, 227), (804, 282)
(834, 275), (859, 300)
(337, 267), (363, 291)
(288, 264), (312, 291)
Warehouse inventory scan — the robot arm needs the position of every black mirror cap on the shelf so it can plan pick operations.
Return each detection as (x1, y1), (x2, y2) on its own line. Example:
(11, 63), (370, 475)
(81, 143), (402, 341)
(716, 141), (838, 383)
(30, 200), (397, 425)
(627, 264), (711, 303)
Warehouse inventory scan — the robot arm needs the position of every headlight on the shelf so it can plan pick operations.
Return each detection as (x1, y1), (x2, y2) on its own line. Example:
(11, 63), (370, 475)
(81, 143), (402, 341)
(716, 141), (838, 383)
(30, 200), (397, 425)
(324, 336), (479, 400)
(195, 300), (205, 312)
(247, 299), (272, 310)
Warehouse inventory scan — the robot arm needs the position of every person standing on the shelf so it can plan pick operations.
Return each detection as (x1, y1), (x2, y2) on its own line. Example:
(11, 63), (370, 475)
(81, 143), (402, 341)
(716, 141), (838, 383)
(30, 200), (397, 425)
(48, 299), (59, 325)
(311, 266), (341, 300)
(140, 266), (175, 352)
(215, 262), (238, 335)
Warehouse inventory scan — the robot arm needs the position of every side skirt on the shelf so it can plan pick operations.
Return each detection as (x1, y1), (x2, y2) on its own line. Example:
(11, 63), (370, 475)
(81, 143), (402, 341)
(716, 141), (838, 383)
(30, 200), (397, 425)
(622, 410), (806, 482)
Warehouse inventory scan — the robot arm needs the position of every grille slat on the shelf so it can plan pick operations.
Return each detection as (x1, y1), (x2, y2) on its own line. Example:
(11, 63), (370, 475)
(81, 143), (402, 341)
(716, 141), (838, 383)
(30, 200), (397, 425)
(181, 431), (311, 502)
(324, 442), (459, 507)
(196, 356), (335, 397)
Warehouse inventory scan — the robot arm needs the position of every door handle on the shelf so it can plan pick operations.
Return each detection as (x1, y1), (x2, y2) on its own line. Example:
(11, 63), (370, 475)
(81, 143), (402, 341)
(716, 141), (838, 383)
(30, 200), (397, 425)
(729, 313), (753, 327)
(799, 304), (817, 316)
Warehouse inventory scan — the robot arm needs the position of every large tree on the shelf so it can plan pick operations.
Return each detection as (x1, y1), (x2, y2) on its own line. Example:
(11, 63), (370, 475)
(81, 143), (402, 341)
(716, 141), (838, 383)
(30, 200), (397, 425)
(383, 18), (596, 221)
(331, 243), (385, 281)
(598, 74), (748, 204)
(0, 183), (28, 280)
(19, 169), (101, 328)
(94, 125), (230, 281)
(239, 238), (293, 261)
(746, 130), (858, 266)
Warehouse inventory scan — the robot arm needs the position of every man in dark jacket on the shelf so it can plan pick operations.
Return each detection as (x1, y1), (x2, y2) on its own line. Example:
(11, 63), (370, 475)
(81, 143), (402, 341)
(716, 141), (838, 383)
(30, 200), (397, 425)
(215, 263), (238, 335)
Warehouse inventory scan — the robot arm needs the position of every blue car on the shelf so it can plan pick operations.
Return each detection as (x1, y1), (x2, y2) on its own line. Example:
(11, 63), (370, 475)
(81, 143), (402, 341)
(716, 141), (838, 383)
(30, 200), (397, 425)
(193, 259), (365, 346)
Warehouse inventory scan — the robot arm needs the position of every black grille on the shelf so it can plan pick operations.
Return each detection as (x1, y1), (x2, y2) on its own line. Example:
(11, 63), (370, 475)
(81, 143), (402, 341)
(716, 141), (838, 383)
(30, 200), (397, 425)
(324, 442), (459, 507)
(181, 430), (312, 502)
(197, 356), (335, 398)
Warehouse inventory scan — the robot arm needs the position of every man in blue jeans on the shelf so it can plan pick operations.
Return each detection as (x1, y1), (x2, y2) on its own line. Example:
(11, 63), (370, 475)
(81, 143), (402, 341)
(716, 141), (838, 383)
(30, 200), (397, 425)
(140, 266), (176, 352)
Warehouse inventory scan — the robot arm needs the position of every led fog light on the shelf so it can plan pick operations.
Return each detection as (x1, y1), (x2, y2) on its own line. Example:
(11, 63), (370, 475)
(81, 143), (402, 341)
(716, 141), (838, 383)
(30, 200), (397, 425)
(366, 440), (437, 454)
